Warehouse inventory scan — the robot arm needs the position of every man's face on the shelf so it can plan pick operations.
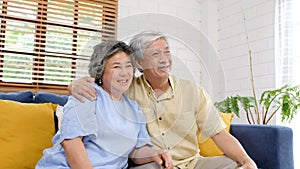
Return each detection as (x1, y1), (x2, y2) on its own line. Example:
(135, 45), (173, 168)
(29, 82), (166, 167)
(137, 38), (172, 79)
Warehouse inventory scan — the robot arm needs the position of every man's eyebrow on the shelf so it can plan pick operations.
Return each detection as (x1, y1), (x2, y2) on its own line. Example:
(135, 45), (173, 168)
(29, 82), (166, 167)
(147, 47), (170, 52)
(147, 48), (159, 52)
(111, 61), (121, 65)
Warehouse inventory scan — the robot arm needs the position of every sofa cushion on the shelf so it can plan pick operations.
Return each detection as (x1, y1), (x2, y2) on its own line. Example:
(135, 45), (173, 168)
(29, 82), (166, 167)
(198, 113), (234, 156)
(0, 100), (58, 169)
(0, 90), (34, 103)
(34, 92), (68, 106)
(34, 92), (68, 132)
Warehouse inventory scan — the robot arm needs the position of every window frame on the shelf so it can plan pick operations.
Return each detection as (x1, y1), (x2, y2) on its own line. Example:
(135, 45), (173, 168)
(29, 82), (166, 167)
(0, 0), (118, 94)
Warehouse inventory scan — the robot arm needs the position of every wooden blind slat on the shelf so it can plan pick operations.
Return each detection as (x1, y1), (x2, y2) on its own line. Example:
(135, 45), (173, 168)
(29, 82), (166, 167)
(0, 0), (118, 93)
(0, 49), (90, 60)
(0, 16), (117, 32)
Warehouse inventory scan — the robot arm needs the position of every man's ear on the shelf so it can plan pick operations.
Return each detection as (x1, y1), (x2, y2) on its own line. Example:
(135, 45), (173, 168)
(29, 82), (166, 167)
(135, 59), (143, 71)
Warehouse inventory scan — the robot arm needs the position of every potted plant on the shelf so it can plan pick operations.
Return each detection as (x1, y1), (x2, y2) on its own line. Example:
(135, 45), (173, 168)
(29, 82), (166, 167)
(214, 84), (300, 124)
(214, 8), (300, 124)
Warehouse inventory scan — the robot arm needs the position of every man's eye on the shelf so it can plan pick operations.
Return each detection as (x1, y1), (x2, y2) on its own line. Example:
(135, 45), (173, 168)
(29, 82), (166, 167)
(152, 53), (159, 56)
(113, 66), (121, 68)
(164, 51), (170, 55)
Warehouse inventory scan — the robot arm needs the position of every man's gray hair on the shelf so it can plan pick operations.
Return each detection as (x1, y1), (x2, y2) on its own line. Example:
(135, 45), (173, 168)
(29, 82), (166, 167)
(88, 40), (133, 85)
(129, 31), (169, 61)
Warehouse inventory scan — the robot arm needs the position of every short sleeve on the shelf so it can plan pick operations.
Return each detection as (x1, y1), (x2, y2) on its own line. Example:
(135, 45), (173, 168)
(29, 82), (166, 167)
(195, 85), (226, 143)
(56, 96), (98, 143)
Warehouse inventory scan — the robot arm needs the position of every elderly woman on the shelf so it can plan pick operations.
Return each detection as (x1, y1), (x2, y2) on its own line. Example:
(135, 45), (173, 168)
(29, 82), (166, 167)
(36, 40), (173, 169)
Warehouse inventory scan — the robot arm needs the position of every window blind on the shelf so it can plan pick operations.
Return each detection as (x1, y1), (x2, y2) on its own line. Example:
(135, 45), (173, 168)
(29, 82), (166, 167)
(276, 0), (295, 85)
(0, 0), (118, 94)
(276, 0), (300, 168)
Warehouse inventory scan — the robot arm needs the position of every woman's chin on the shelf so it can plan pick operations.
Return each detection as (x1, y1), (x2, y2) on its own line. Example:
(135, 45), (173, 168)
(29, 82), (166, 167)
(117, 86), (130, 93)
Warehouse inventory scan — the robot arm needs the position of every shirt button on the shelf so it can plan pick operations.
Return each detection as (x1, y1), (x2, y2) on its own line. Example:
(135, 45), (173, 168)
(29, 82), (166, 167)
(158, 117), (162, 120)
(162, 132), (165, 136)
(167, 147), (171, 150)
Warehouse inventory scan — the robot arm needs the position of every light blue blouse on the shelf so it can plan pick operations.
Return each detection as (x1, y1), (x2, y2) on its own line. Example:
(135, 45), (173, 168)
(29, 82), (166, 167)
(36, 84), (152, 169)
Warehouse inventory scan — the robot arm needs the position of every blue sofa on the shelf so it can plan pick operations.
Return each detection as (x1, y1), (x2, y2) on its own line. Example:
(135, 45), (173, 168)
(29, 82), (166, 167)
(230, 124), (294, 169)
(0, 90), (294, 169)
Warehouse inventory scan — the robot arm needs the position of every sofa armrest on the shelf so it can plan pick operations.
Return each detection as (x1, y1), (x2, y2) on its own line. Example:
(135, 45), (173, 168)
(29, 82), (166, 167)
(230, 124), (294, 169)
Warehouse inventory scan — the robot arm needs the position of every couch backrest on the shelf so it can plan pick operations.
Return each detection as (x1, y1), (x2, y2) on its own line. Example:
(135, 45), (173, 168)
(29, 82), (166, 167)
(0, 91), (69, 106)
(0, 90), (34, 103)
(34, 92), (68, 106)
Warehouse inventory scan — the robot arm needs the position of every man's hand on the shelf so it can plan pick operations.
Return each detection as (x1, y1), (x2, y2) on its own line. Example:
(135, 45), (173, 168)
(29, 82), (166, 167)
(213, 130), (257, 169)
(236, 158), (257, 169)
(68, 76), (97, 102)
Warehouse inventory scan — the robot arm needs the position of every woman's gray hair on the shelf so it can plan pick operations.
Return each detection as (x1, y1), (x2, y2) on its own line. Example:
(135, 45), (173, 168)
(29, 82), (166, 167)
(129, 31), (169, 61)
(88, 40), (133, 85)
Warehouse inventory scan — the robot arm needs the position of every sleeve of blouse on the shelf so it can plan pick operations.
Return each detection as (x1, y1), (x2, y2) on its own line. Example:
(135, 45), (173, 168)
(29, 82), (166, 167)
(133, 101), (153, 148)
(56, 96), (98, 144)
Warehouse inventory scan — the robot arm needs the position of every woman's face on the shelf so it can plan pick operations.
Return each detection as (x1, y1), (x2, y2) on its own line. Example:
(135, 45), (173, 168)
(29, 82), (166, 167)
(101, 51), (133, 100)
(137, 38), (172, 80)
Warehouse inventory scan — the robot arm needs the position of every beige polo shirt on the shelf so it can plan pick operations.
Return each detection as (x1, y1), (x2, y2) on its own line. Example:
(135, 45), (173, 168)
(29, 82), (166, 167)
(126, 74), (225, 169)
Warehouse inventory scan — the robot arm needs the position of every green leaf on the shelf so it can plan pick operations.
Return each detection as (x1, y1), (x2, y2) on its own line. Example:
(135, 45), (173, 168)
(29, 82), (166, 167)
(214, 84), (300, 124)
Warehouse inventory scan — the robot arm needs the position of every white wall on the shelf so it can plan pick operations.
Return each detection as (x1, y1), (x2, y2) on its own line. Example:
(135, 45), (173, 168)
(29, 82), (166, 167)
(117, 0), (225, 101)
(118, 0), (276, 124)
(217, 0), (275, 123)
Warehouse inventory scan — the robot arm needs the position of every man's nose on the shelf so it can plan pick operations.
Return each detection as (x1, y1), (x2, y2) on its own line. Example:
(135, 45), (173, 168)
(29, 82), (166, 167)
(159, 51), (170, 62)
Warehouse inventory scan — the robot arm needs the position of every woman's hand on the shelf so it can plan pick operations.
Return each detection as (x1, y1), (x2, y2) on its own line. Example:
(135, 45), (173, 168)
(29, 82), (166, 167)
(152, 150), (174, 169)
(68, 76), (97, 102)
(130, 147), (174, 169)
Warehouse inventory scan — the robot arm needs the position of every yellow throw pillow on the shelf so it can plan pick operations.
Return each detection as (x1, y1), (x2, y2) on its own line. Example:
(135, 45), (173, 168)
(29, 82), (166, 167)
(198, 112), (234, 157)
(0, 100), (58, 169)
